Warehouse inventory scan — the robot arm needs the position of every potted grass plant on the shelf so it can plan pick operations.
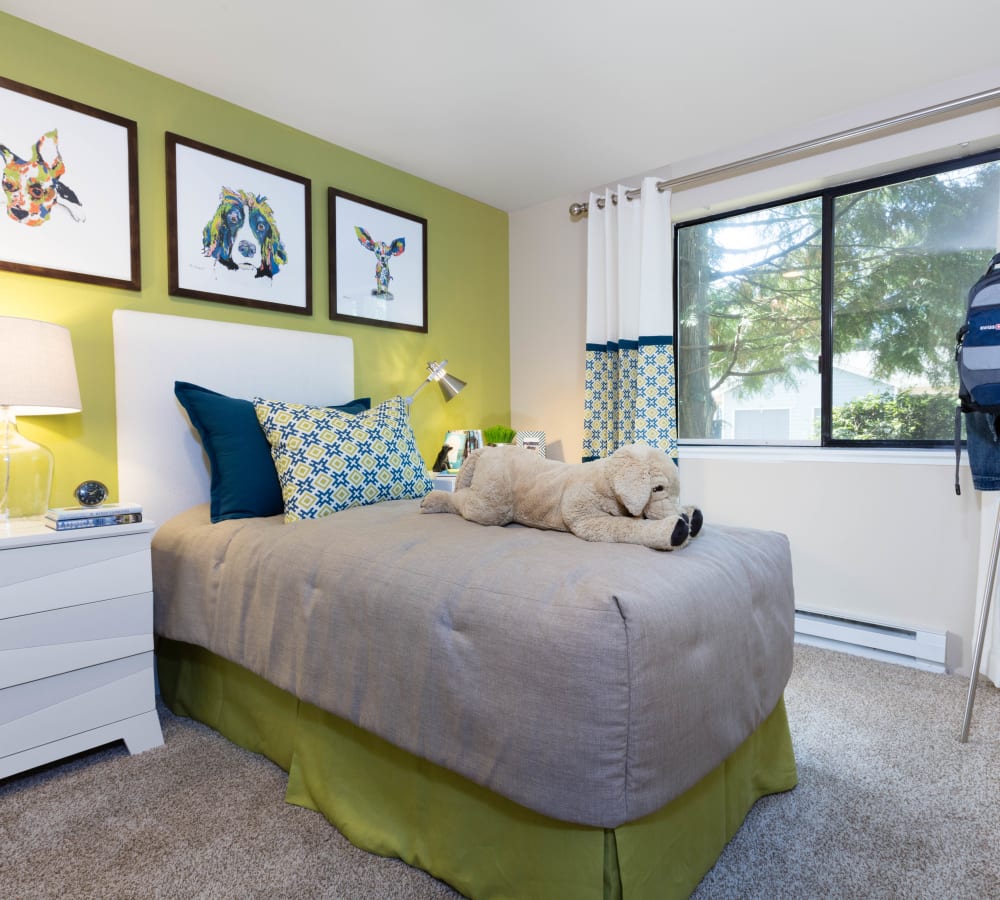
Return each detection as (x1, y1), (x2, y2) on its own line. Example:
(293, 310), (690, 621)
(483, 425), (517, 446)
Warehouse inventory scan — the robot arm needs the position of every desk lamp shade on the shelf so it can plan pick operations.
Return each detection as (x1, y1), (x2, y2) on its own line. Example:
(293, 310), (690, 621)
(0, 317), (82, 520)
(405, 360), (467, 406)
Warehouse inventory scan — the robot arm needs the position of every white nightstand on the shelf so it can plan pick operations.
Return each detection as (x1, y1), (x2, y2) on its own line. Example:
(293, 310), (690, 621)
(0, 518), (163, 779)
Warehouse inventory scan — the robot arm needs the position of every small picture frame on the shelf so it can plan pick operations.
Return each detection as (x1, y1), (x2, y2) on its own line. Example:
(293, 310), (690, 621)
(516, 431), (546, 458)
(443, 430), (468, 471)
(166, 132), (312, 314)
(329, 187), (427, 332)
(0, 76), (140, 289)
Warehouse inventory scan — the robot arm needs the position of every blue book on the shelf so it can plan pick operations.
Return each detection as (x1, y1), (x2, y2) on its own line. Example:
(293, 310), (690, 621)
(46, 502), (143, 521)
(44, 512), (143, 530)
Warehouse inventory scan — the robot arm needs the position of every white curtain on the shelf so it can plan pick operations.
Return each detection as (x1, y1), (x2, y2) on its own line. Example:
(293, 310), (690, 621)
(583, 177), (676, 460)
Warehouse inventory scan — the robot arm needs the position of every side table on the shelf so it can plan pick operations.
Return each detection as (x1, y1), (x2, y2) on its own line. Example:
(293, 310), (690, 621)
(0, 518), (163, 778)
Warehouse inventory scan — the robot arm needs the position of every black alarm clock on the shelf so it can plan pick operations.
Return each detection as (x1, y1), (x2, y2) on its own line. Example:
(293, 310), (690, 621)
(74, 480), (109, 507)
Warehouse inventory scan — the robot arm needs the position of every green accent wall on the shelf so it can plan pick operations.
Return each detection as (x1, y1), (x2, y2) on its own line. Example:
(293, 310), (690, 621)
(0, 13), (510, 508)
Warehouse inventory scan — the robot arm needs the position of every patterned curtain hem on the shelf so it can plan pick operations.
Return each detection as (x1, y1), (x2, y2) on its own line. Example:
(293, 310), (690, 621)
(583, 337), (677, 462)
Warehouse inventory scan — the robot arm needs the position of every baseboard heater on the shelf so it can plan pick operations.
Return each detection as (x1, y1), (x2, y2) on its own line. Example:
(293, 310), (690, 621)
(794, 609), (948, 673)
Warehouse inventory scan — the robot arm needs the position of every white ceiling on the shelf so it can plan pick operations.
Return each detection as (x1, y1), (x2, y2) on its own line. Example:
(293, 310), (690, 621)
(4, 1), (999, 212)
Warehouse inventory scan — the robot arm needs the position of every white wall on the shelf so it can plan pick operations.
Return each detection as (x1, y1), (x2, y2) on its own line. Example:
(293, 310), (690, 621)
(509, 193), (588, 464)
(509, 71), (1000, 674)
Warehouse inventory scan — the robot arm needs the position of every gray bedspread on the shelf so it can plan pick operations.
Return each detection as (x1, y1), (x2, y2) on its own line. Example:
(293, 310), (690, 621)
(152, 500), (794, 828)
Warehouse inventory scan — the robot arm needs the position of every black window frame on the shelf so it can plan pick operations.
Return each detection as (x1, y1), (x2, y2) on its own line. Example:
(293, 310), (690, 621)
(673, 146), (1000, 449)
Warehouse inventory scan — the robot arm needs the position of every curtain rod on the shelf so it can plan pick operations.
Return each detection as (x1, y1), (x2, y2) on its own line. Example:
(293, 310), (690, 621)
(568, 85), (1000, 217)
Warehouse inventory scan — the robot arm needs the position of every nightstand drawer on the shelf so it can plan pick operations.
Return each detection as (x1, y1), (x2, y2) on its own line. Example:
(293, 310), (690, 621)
(0, 593), (153, 688)
(0, 537), (152, 618)
(0, 652), (155, 758)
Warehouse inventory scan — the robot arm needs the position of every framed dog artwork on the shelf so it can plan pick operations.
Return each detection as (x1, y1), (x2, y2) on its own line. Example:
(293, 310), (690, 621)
(329, 188), (427, 332)
(0, 77), (140, 289)
(166, 133), (312, 314)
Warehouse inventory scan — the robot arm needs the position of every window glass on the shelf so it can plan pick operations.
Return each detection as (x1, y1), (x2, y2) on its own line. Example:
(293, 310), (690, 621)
(830, 160), (1000, 441)
(677, 198), (822, 442)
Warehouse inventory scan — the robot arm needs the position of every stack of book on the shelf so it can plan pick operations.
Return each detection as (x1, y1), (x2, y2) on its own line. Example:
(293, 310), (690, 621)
(44, 502), (143, 531)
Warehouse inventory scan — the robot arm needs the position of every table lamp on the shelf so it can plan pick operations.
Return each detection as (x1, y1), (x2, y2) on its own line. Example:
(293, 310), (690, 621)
(0, 316), (82, 520)
(405, 359), (467, 406)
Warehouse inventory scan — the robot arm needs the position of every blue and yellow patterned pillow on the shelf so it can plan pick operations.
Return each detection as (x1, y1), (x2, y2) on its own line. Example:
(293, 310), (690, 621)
(253, 394), (432, 522)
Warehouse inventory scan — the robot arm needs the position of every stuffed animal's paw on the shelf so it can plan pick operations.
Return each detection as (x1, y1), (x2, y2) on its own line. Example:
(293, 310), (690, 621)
(420, 490), (455, 514)
(681, 508), (703, 538)
(643, 516), (690, 551)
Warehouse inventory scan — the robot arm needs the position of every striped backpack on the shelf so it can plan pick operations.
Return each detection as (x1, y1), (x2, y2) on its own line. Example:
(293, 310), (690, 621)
(955, 252), (1000, 493)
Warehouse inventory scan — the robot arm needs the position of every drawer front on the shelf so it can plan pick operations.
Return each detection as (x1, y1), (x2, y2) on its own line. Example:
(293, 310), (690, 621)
(0, 592), (153, 689)
(0, 652), (155, 758)
(1, 542), (152, 619)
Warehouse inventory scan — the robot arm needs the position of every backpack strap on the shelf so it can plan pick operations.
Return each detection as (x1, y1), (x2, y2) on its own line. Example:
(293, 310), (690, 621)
(955, 406), (964, 495)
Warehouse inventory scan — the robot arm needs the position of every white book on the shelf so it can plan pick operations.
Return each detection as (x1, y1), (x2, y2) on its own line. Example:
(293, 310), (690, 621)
(45, 502), (143, 521)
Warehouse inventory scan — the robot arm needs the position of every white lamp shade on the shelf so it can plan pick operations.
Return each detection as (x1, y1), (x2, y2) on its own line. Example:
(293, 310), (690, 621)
(0, 316), (82, 414)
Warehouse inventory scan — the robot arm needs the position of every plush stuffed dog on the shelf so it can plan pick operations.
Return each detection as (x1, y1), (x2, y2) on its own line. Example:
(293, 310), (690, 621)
(420, 442), (702, 550)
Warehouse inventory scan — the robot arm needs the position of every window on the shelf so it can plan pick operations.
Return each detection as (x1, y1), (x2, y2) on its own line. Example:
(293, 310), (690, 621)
(676, 150), (1000, 446)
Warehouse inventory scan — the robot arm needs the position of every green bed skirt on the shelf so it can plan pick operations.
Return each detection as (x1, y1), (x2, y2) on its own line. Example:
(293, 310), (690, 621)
(157, 638), (797, 899)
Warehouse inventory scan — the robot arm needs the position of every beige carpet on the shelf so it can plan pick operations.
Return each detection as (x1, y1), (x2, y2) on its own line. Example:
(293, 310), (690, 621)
(2, 644), (999, 899)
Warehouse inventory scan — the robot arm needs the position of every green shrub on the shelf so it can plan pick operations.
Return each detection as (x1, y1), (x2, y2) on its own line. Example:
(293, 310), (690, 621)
(830, 390), (955, 441)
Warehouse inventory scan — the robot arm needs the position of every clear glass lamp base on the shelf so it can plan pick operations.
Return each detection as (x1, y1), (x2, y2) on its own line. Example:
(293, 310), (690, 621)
(0, 407), (54, 521)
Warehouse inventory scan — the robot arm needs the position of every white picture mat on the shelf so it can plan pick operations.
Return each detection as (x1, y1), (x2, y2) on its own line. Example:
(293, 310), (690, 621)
(0, 84), (133, 280)
(333, 194), (424, 327)
(173, 143), (308, 308)
(113, 310), (354, 527)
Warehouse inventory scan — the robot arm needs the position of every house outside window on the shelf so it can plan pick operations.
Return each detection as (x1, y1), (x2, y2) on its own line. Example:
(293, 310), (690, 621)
(675, 150), (1000, 446)
(731, 408), (791, 441)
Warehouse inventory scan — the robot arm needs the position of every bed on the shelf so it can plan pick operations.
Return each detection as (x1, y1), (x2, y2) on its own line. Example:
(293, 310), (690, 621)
(113, 309), (797, 899)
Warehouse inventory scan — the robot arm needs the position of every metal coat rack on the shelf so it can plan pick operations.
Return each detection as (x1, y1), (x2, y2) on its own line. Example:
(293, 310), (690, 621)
(960, 501), (1000, 742)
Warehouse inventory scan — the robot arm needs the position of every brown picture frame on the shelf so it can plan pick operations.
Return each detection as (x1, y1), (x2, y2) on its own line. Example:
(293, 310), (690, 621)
(0, 76), (140, 290)
(166, 132), (312, 315)
(329, 187), (427, 333)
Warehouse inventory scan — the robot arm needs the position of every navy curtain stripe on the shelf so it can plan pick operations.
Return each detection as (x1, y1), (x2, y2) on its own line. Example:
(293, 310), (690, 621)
(587, 338), (671, 352)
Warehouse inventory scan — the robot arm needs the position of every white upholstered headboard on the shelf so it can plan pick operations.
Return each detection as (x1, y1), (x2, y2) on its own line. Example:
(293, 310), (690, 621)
(113, 309), (354, 527)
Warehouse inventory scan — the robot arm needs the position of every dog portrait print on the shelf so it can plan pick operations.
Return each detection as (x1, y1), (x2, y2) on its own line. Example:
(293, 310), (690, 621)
(202, 187), (287, 279)
(244, 192), (287, 278)
(355, 226), (404, 298)
(0, 129), (84, 226)
(201, 187), (244, 270)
